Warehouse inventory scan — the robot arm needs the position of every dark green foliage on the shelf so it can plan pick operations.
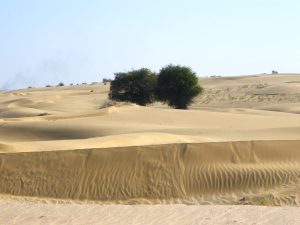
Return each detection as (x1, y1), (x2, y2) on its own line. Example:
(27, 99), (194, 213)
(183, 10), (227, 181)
(102, 78), (112, 83)
(109, 65), (203, 109)
(57, 82), (64, 87)
(156, 65), (203, 109)
(109, 68), (157, 106)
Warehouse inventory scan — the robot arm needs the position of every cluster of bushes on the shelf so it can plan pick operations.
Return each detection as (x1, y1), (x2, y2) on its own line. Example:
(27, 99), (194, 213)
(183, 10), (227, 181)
(44, 83), (64, 88)
(109, 64), (203, 109)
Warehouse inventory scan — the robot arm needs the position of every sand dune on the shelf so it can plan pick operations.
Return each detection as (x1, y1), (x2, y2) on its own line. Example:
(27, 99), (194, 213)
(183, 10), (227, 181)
(1, 105), (300, 150)
(196, 74), (300, 112)
(0, 74), (300, 210)
(0, 141), (300, 205)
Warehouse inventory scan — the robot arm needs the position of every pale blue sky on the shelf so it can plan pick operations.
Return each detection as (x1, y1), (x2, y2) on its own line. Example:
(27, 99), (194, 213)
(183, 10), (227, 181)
(1, 0), (299, 89)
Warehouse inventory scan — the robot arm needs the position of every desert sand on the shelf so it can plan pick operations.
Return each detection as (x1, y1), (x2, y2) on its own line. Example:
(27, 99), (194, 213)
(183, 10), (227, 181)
(1, 201), (299, 225)
(0, 73), (300, 223)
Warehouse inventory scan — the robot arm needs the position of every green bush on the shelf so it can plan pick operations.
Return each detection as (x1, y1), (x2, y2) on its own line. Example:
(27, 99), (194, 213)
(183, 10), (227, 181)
(156, 65), (203, 109)
(109, 68), (157, 106)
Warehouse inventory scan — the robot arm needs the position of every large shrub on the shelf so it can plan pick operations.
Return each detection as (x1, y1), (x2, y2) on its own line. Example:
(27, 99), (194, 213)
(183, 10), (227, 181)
(109, 68), (157, 106)
(156, 65), (203, 109)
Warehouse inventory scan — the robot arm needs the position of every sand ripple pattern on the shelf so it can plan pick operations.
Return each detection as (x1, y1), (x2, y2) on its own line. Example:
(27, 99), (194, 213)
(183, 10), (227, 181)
(0, 140), (299, 204)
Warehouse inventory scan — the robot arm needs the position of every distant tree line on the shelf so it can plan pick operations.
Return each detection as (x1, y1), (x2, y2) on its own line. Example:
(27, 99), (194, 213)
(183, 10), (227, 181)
(109, 64), (203, 109)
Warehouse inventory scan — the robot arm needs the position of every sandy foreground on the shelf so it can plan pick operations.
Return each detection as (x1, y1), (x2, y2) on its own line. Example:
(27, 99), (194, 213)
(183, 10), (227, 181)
(1, 202), (299, 225)
(0, 74), (300, 224)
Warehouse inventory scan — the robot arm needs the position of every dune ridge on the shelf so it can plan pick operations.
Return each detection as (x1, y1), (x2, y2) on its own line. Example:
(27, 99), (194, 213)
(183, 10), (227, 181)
(0, 140), (299, 205)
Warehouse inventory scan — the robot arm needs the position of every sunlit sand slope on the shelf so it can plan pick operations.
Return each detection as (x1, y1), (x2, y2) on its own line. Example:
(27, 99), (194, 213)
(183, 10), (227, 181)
(196, 74), (300, 113)
(1, 104), (300, 152)
(1, 141), (299, 205)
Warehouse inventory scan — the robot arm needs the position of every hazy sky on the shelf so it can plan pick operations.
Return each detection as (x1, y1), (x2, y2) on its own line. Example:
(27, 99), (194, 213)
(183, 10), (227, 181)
(1, 0), (300, 90)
